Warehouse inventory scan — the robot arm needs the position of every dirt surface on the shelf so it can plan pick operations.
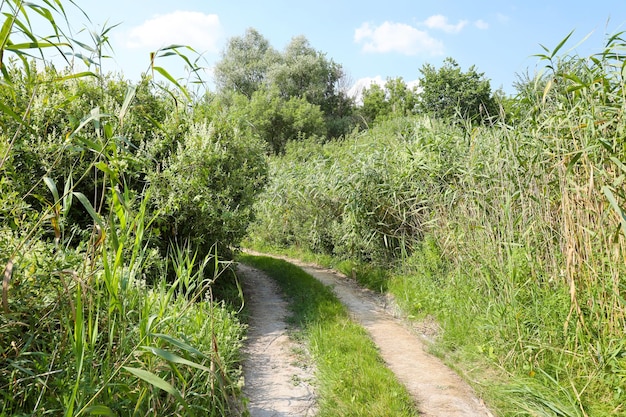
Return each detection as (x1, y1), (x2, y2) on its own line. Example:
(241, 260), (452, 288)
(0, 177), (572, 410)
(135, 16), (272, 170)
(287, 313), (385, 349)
(238, 263), (317, 417)
(240, 253), (495, 417)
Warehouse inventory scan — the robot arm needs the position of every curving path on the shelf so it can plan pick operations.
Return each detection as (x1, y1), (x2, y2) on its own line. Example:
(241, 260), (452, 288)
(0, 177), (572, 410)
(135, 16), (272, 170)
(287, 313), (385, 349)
(240, 253), (495, 417)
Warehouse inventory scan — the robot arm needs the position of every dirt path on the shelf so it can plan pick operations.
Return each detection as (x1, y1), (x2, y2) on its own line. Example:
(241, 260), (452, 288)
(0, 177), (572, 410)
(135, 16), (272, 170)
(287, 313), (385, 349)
(240, 253), (495, 417)
(238, 263), (317, 417)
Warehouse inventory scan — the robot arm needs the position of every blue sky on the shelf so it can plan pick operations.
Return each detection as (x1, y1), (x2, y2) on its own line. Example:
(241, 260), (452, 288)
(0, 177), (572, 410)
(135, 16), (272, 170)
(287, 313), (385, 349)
(49, 1), (626, 96)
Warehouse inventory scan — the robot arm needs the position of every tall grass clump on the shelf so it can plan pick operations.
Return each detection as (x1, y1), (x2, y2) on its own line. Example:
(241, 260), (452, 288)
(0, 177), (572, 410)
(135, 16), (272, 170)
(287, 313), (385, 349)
(248, 117), (442, 265)
(248, 31), (626, 415)
(1, 1), (263, 415)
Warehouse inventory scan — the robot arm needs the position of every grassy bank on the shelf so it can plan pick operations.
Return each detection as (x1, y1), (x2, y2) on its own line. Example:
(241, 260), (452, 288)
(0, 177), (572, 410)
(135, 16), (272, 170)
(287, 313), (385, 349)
(238, 254), (418, 416)
(0, 187), (248, 415)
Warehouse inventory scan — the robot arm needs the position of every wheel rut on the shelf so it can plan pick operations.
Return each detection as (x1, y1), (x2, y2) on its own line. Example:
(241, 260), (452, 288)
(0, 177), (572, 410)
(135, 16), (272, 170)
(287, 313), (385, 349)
(238, 263), (317, 417)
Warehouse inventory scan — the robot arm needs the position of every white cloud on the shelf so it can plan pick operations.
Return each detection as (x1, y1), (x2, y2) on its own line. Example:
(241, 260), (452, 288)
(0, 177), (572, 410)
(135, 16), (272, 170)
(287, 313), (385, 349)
(348, 76), (385, 101)
(496, 13), (510, 24)
(474, 19), (489, 30)
(354, 21), (444, 56)
(423, 15), (468, 34)
(125, 11), (222, 52)
(406, 79), (420, 90)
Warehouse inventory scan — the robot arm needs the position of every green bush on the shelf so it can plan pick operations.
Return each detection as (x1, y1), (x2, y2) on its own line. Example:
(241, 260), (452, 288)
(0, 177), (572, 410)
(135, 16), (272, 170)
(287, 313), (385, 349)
(1, 64), (185, 233)
(149, 120), (268, 259)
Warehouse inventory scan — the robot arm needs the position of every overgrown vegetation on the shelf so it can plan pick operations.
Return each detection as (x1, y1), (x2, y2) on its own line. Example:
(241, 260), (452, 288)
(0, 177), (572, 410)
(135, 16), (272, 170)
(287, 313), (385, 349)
(0, 2), (262, 415)
(4, 0), (623, 415)
(238, 254), (418, 417)
(247, 31), (626, 416)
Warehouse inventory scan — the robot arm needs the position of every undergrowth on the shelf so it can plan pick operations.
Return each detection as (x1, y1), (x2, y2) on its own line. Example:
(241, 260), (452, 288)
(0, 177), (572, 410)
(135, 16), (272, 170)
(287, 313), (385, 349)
(0, 2), (256, 415)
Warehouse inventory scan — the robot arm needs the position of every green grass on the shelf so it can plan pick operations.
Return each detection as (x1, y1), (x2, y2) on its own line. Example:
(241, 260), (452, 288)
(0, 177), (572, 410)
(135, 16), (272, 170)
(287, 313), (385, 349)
(238, 254), (418, 417)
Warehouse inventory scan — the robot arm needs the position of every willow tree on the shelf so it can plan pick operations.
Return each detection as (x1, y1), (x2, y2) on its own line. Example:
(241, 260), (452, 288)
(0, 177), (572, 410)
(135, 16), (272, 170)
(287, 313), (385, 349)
(214, 30), (355, 140)
(213, 28), (280, 98)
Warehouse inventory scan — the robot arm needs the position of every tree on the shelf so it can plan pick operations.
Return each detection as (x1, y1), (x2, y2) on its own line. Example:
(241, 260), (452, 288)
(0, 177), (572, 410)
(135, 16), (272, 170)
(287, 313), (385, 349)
(213, 28), (280, 98)
(213, 30), (356, 139)
(268, 36), (354, 138)
(417, 57), (497, 123)
(268, 37), (339, 107)
(385, 77), (418, 116)
(361, 83), (390, 123)
(360, 77), (418, 124)
(244, 87), (326, 154)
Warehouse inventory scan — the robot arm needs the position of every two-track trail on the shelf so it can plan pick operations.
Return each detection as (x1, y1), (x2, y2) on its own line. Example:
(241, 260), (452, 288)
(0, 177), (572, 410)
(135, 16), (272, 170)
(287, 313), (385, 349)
(239, 253), (494, 417)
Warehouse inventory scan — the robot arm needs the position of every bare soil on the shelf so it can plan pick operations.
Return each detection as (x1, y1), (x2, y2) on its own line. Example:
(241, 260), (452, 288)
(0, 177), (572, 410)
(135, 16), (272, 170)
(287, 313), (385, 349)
(239, 253), (495, 417)
(238, 263), (317, 416)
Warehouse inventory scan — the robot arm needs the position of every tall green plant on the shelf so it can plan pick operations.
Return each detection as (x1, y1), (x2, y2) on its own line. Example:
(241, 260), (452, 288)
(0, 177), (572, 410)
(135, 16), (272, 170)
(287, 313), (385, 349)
(1, 2), (249, 415)
(149, 119), (268, 261)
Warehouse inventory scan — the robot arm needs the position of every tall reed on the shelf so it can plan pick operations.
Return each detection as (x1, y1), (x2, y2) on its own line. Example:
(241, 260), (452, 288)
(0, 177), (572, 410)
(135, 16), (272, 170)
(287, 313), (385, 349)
(247, 32), (626, 415)
(1, 1), (247, 415)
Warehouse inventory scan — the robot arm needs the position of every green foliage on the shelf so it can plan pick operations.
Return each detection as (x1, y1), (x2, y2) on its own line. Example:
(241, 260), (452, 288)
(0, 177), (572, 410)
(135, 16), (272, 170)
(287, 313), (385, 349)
(239, 255), (418, 417)
(261, 88), (325, 152)
(213, 28), (281, 98)
(198, 85), (329, 155)
(0, 2), (256, 415)
(361, 83), (389, 122)
(248, 31), (626, 415)
(224, 86), (327, 154)
(149, 120), (268, 258)
(213, 29), (356, 143)
(248, 117), (452, 264)
(0, 63), (186, 235)
(0, 177), (246, 416)
(361, 77), (419, 125)
(418, 57), (498, 123)
(270, 36), (331, 100)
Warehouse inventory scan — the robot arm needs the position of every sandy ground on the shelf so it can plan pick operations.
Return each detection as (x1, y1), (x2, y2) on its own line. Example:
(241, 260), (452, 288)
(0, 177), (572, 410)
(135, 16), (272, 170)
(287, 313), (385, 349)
(239, 253), (495, 417)
(238, 263), (317, 416)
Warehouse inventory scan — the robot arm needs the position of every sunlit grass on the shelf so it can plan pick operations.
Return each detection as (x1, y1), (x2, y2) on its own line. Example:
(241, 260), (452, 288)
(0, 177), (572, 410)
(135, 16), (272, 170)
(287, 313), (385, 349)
(246, 31), (626, 415)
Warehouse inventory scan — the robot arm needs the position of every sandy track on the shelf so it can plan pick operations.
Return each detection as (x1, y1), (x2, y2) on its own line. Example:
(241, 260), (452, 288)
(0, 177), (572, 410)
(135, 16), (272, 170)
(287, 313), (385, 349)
(238, 263), (317, 417)
(293, 262), (494, 417)
(240, 253), (495, 416)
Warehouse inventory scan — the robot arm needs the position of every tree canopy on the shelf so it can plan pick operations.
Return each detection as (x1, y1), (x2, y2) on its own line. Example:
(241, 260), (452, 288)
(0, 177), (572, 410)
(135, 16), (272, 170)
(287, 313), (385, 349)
(361, 77), (419, 124)
(417, 57), (498, 123)
(213, 28), (280, 98)
(213, 29), (355, 144)
(214, 31), (501, 149)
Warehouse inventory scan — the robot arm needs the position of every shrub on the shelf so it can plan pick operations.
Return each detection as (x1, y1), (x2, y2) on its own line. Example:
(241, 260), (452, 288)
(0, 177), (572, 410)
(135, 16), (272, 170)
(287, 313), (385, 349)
(149, 120), (268, 259)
